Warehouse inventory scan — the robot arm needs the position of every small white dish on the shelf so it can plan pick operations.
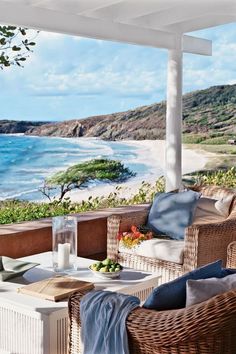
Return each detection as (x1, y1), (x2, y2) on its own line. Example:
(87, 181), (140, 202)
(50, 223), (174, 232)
(88, 266), (121, 279)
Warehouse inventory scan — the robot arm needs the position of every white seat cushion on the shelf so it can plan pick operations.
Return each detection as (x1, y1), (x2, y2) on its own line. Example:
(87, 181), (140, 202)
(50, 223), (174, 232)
(119, 238), (184, 265)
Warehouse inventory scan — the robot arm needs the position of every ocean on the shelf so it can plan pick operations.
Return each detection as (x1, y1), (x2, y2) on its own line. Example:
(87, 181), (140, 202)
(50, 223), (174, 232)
(0, 134), (159, 201)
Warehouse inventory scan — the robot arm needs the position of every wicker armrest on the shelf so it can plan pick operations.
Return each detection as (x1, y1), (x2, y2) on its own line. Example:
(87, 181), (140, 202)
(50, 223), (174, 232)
(227, 241), (236, 268)
(127, 290), (236, 351)
(68, 290), (92, 325)
(184, 218), (236, 271)
(107, 208), (149, 260)
(68, 290), (92, 354)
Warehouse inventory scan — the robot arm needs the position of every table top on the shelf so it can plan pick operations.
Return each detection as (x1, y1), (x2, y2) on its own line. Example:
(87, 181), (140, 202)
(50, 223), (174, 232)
(0, 252), (160, 315)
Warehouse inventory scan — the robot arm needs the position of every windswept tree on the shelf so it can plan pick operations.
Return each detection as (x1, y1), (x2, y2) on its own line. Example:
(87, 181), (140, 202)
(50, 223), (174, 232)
(40, 158), (135, 202)
(0, 25), (37, 69)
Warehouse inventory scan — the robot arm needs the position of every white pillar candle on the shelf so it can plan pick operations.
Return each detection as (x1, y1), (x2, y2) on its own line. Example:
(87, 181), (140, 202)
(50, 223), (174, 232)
(58, 243), (70, 269)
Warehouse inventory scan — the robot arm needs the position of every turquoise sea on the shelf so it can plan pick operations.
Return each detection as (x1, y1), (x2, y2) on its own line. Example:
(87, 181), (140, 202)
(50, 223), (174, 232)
(0, 134), (157, 201)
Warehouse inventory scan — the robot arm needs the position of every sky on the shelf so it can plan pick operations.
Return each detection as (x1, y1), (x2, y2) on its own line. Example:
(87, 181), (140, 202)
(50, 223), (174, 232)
(0, 22), (235, 122)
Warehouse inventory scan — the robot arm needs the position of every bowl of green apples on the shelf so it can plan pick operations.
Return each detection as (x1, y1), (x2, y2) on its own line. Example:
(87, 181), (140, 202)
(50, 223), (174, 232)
(89, 258), (123, 279)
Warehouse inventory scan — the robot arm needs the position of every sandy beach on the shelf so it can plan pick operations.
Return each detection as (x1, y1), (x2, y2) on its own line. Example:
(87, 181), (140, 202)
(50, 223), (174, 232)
(68, 139), (210, 203)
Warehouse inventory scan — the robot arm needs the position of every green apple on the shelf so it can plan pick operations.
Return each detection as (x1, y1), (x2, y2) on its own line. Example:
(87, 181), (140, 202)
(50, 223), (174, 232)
(99, 266), (109, 272)
(90, 264), (97, 271)
(102, 258), (112, 266)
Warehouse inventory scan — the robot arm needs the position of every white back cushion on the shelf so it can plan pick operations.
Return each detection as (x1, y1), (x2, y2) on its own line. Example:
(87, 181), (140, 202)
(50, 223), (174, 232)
(193, 195), (233, 224)
(186, 273), (236, 307)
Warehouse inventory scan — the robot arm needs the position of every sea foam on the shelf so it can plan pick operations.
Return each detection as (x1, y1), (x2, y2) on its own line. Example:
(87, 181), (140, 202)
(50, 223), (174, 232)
(0, 134), (158, 201)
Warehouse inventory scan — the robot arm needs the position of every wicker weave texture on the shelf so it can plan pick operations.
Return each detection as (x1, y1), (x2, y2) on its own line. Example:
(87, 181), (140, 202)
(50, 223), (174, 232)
(227, 241), (236, 268)
(126, 290), (236, 354)
(107, 186), (236, 283)
(68, 290), (236, 354)
(68, 291), (85, 354)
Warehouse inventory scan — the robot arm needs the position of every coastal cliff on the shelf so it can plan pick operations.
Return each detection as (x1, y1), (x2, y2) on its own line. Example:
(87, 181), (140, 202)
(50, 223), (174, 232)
(0, 120), (45, 134)
(1, 84), (236, 140)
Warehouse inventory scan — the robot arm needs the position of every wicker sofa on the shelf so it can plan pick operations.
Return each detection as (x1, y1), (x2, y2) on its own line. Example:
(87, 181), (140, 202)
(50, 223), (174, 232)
(107, 186), (236, 283)
(68, 245), (236, 354)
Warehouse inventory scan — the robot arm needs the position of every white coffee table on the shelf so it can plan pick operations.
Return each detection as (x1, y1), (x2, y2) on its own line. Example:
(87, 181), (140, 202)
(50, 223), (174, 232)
(0, 252), (161, 354)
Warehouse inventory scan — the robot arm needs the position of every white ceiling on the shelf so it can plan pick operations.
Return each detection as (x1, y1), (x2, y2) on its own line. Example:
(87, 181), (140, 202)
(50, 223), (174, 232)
(0, 0), (235, 54)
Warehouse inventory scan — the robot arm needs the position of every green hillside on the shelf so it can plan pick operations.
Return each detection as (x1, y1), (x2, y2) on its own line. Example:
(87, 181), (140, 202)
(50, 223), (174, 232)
(1, 84), (236, 142)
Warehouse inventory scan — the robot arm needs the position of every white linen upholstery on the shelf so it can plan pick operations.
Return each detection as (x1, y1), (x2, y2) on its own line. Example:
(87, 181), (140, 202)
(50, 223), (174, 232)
(119, 238), (184, 265)
(215, 195), (234, 217)
(186, 273), (236, 307)
(193, 195), (233, 224)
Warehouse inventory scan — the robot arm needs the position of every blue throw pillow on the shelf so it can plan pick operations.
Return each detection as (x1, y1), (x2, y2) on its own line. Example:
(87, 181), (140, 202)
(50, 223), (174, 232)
(143, 260), (223, 310)
(147, 190), (201, 240)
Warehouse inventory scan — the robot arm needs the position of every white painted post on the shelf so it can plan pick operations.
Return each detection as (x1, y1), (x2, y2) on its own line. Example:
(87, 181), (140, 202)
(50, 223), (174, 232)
(165, 36), (183, 192)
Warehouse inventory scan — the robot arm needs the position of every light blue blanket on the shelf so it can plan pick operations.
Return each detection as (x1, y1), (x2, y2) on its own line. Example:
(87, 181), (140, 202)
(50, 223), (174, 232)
(80, 290), (140, 354)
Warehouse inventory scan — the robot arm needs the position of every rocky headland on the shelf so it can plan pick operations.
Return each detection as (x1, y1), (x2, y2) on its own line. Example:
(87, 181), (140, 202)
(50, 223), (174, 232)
(0, 120), (46, 134)
(1, 84), (235, 140)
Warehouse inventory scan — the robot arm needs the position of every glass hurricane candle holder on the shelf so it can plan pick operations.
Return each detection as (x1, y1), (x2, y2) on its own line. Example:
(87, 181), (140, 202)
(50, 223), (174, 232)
(52, 216), (77, 272)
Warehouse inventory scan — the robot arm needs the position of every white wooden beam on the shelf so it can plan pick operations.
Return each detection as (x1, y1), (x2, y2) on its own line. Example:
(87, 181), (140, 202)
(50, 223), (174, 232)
(183, 36), (212, 56)
(76, 0), (124, 15)
(0, 2), (174, 48)
(126, 0), (235, 28)
(128, 4), (219, 28)
(0, 1), (212, 55)
(165, 14), (236, 34)
(83, 0), (177, 21)
(31, 0), (124, 15)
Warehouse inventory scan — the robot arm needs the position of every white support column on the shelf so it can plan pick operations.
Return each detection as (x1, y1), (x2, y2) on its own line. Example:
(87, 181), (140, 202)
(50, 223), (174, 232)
(165, 36), (183, 192)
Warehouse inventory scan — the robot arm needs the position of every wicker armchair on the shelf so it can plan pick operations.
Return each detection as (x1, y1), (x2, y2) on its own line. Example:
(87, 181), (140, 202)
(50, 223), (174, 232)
(68, 291), (236, 354)
(107, 186), (236, 283)
(68, 245), (236, 354)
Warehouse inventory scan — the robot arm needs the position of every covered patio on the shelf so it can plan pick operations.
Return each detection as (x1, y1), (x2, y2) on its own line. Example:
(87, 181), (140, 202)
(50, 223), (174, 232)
(0, 1), (236, 353)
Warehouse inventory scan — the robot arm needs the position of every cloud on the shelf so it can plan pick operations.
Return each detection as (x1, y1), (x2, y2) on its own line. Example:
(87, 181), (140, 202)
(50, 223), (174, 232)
(183, 23), (236, 92)
(27, 68), (164, 98)
(0, 24), (235, 121)
(20, 36), (167, 100)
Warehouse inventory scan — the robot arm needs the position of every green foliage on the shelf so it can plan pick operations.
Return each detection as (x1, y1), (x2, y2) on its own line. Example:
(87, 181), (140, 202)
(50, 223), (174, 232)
(182, 86), (236, 142)
(198, 115), (208, 126)
(184, 85), (236, 107)
(0, 199), (73, 224)
(41, 159), (135, 201)
(0, 178), (165, 225)
(1, 168), (236, 225)
(0, 26), (37, 69)
(200, 137), (229, 145)
(182, 134), (206, 144)
(194, 144), (236, 155)
(190, 167), (236, 188)
(183, 133), (235, 146)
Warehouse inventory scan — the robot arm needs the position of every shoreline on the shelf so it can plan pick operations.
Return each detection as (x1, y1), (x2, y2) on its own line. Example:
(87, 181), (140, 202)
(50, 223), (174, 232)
(0, 136), (213, 203)
(68, 139), (210, 203)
